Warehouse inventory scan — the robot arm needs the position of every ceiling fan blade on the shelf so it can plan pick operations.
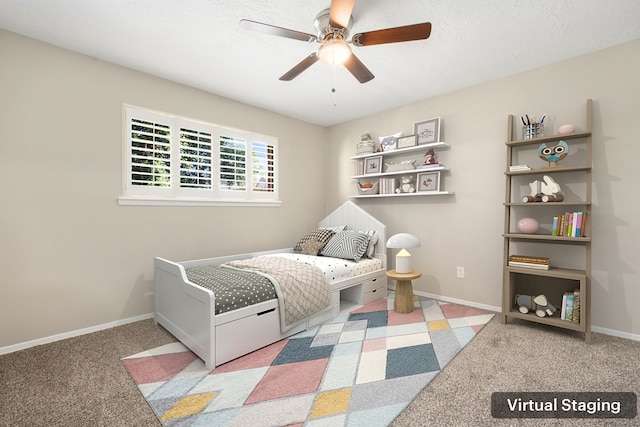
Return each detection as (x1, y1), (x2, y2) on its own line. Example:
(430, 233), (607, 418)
(240, 19), (317, 43)
(343, 53), (374, 83)
(329, 0), (355, 29)
(352, 22), (432, 47)
(279, 53), (319, 81)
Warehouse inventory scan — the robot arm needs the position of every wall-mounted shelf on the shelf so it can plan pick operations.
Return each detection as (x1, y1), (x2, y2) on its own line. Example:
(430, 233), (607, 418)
(350, 141), (453, 198)
(350, 141), (449, 160)
(352, 190), (454, 199)
(351, 165), (449, 180)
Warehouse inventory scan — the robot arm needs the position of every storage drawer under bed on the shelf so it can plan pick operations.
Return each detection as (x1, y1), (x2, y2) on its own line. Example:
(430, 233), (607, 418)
(341, 275), (386, 306)
(364, 285), (385, 304)
(215, 304), (305, 365)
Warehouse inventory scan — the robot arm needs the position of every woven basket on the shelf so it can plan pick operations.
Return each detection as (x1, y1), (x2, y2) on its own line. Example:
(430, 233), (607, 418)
(357, 181), (379, 195)
(356, 140), (375, 154)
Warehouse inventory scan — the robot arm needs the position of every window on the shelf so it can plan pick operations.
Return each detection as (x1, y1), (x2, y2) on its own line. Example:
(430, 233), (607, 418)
(219, 134), (246, 192)
(120, 105), (279, 206)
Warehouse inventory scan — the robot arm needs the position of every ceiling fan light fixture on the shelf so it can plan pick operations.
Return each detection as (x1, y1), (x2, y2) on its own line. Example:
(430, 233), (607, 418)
(240, 2), (432, 83)
(318, 38), (352, 65)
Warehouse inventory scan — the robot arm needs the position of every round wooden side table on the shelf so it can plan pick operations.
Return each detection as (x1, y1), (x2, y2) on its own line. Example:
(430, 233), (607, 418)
(386, 269), (422, 313)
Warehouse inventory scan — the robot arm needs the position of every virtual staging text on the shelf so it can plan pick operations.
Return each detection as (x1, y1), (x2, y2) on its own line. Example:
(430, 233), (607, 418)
(491, 392), (637, 419)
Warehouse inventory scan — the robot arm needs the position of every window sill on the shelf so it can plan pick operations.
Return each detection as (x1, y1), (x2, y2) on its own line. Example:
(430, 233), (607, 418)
(118, 196), (282, 207)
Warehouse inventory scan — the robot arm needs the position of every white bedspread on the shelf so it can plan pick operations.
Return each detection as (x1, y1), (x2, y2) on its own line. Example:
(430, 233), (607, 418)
(263, 253), (383, 283)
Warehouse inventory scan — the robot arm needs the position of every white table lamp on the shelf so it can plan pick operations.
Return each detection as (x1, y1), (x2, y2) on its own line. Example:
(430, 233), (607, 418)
(386, 233), (421, 274)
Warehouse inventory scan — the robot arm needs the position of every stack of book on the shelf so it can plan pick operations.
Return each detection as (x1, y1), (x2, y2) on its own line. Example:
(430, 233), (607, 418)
(552, 211), (587, 237)
(378, 177), (397, 194)
(417, 162), (444, 169)
(508, 255), (550, 270)
(561, 289), (581, 323)
(509, 164), (532, 172)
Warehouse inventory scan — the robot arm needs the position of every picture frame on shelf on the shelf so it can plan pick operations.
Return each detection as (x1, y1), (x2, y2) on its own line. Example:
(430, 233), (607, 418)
(364, 156), (382, 174)
(414, 117), (441, 145)
(396, 135), (417, 149)
(417, 171), (440, 192)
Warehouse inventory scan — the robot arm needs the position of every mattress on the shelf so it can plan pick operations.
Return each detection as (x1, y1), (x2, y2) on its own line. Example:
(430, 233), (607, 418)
(263, 253), (383, 283)
(185, 254), (382, 315)
(184, 264), (277, 315)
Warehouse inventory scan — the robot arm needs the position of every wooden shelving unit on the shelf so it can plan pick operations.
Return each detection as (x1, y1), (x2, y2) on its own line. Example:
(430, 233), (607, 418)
(502, 99), (592, 343)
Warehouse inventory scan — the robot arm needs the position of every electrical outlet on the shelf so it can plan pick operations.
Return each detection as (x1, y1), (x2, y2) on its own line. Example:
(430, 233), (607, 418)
(456, 266), (465, 279)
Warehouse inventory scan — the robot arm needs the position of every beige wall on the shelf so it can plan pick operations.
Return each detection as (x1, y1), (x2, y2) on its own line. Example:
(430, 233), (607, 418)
(1, 29), (638, 349)
(0, 30), (328, 348)
(327, 39), (640, 338)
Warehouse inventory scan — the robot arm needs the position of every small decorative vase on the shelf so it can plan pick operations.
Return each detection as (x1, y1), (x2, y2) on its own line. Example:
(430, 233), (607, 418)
(517, 217), (539, 234)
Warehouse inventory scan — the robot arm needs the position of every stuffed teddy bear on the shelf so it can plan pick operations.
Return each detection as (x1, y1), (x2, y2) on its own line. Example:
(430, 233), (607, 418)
(395, 175), (415, 194)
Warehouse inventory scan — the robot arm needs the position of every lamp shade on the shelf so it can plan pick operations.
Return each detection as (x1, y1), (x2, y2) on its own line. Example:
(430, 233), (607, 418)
(386, 233), (421, 249)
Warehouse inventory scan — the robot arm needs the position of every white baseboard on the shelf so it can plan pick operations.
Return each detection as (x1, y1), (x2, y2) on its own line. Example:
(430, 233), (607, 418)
(591, 325), (640, 342)
(414, 289), (502, 313)
(393, 286), (640, 343)
(4, 292), (640, 356)
(0, 312), (154, 356)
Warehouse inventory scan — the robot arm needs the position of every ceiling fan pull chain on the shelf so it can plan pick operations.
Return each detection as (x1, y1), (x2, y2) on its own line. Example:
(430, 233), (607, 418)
(332, 65), (337, 106)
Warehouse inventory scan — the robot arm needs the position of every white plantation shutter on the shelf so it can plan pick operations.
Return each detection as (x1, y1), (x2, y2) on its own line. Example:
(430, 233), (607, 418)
(179, 123), (213, 191)
(122, 105), (279, 205)
(125, 108), (173, 196)
(129, 118), (171, 187)
(219, 134), (247, 192)
(252, 140), (276, 193)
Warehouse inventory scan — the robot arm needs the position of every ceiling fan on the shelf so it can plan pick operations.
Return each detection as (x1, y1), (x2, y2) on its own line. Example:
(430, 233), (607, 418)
(239, 0), (432, 84)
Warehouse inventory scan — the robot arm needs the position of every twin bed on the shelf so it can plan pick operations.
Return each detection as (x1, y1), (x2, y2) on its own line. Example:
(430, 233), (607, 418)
(154, 201), (388, 370)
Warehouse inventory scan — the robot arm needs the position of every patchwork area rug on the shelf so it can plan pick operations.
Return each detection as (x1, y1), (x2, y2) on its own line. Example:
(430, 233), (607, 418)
(122, 298), (493, 426)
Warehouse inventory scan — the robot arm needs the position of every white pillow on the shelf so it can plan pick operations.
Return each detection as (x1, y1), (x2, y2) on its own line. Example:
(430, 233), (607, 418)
(320, 225), (347, 233)
(379, 132), (402, 151)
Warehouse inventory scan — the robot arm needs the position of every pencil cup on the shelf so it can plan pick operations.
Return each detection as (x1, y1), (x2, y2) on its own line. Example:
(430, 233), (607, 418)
(522, 123), (544, 140)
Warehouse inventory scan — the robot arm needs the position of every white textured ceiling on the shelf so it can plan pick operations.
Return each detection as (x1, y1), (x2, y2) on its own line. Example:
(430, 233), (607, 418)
(1, 0), (639, 126)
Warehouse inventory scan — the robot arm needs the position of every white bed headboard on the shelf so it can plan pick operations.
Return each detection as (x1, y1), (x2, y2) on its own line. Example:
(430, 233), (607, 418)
(318, 201), (387, 265)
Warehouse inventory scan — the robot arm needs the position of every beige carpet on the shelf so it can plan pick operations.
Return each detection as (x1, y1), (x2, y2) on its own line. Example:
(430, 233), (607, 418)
(1, 320), (173, 426)
(1, 314), (639, 426)
(392, 317), (640, 426)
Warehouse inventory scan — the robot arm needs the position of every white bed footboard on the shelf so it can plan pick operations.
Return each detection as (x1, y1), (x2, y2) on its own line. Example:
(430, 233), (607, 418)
(154, 257), (216, 369)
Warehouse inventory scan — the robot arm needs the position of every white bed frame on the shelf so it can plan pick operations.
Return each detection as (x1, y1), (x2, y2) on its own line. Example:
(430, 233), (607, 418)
(154, 201), (387, 370)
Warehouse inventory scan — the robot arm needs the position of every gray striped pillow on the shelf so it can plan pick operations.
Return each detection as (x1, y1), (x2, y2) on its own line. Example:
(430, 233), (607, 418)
(320, 231), (371, 261)
(350, 229), (379, 258)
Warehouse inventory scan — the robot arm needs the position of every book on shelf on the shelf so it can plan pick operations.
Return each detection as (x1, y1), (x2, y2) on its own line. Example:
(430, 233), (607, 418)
(576, 212), (584, 237)
(572, 289), (580, 323)
(509, 164), (532, 171)
(508, 254), (550, 270)
(509, 255), (549, 264)
(564, 292), (574, 321)
(551, 217), (559, 236)
(508, 261), (550, 270)
(417, 162), (444, 169)
(551, 211), (587, 238)
(378, 177), (397, 195)
(560, 289), (580, 322)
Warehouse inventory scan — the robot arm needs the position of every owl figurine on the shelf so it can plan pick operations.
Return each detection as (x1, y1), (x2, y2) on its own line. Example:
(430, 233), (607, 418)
(538, 140), (569, 167)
